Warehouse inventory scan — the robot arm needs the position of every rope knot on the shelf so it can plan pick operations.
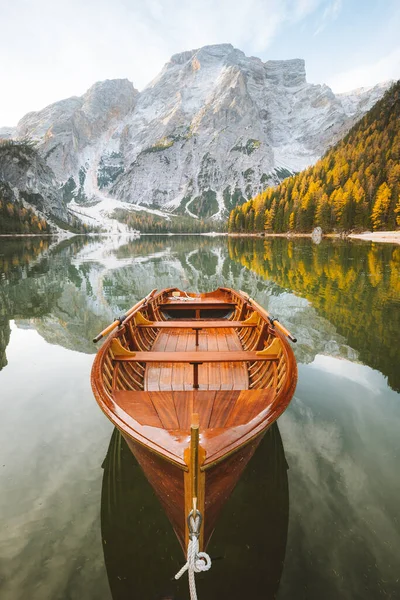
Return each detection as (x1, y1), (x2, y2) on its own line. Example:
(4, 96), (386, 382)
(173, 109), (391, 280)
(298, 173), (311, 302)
(194, 552), (212, 573)
(174, 509), (212, 600)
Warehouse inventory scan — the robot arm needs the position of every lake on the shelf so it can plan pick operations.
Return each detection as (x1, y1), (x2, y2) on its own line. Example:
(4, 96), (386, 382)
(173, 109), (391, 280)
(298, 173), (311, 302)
(0, 234), (399, 600)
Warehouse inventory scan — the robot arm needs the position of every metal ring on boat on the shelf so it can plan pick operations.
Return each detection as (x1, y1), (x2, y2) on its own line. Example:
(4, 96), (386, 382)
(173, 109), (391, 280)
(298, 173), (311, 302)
(187, 509), (203, 539)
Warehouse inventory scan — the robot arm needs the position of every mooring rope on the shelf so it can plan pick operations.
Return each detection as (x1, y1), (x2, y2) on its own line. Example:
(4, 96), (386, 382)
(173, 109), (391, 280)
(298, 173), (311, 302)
(174, 511), (212, 600)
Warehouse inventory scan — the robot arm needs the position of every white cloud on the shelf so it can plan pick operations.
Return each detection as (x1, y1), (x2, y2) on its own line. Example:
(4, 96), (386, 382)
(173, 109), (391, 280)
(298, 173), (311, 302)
(328, 47), (400, 92)
(314, 0), (342, 35)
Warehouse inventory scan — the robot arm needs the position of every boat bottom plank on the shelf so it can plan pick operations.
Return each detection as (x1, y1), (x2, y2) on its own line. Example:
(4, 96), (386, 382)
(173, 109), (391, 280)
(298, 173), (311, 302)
(145, 328), (248, 391)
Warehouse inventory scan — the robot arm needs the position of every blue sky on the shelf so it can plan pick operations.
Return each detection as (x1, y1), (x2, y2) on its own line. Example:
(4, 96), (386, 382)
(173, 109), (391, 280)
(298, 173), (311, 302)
(1, 0), (400, 125)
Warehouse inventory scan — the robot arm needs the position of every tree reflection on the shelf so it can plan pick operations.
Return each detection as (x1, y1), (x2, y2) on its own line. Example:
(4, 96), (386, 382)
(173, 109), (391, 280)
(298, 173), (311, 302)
(229, 237), (400, 391)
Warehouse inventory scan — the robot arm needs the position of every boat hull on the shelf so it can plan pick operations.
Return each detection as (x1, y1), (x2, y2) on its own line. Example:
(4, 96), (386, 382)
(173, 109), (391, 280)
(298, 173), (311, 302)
(101, 424), (289, 600)
(122, 427), (266, 551)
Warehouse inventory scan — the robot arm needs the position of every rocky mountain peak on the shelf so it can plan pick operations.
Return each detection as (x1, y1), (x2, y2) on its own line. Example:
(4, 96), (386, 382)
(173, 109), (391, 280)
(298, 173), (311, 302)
(17, 79), (138, 139)
(264, 58), (306, 87)
(169, 43), (236, 66)
(81, 79), (138, 119)
(13, 79), (138, 186)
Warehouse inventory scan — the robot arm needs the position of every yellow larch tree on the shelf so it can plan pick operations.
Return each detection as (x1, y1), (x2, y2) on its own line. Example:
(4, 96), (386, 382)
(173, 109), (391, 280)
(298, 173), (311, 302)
(371, 183), (392, 230)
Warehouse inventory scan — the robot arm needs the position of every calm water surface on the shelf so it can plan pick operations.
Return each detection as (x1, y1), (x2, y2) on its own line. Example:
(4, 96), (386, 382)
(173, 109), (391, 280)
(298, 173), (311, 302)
(0, 235), (399, 600)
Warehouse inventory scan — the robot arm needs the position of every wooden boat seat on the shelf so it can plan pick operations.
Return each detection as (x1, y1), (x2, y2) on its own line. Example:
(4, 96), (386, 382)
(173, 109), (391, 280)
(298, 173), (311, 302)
(159, 301), (236, 319)
(135, 319), (257, 328)
(113, 350), (278, 363)
(160, 302), (236, 309)
(133, 314), (258, 346)
(136, 319), (257, 346)
(113, 389), (275, 431)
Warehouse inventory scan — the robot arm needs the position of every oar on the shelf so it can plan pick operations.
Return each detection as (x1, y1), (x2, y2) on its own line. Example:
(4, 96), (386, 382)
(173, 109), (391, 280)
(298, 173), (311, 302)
(239, 290), (297, 343)
(93, 289), (157, 343)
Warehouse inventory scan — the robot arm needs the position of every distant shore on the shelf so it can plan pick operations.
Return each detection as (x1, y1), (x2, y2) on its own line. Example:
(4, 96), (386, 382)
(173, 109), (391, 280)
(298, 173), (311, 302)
(228, 232), (312, 238)
(229, 231), (400, 244)
(347, 231), (400, 244)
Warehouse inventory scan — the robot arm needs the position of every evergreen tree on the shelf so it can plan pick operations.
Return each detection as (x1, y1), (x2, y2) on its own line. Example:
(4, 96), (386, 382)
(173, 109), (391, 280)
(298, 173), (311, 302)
(395, 197), (400, 226)
(372, 183), (392, 230)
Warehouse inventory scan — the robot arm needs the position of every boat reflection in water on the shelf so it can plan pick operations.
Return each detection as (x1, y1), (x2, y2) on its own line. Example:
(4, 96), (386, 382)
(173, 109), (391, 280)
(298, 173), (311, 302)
(101, 423), (289, 600)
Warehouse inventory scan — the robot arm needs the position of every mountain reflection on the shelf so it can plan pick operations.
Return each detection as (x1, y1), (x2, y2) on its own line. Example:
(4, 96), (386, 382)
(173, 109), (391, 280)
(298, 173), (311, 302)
(101, 424), (289, 600)
(1, 234), (399, 392)
(0, 237), (58, 369)
(0, 236), (96, 367)
(229, 237), (400, 392)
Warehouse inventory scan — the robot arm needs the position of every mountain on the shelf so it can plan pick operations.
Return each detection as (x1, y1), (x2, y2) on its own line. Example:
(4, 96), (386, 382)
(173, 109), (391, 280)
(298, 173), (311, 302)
(16, 79), (138, 203)
(0, 139), (100, 233)
(0, 140), (69, 231)
(2, 44), (391, 223)
(228, 80), (400, 233)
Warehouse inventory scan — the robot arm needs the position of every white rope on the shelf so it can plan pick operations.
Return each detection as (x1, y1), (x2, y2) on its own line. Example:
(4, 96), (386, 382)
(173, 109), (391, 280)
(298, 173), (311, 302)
(174, 514), (212, 600)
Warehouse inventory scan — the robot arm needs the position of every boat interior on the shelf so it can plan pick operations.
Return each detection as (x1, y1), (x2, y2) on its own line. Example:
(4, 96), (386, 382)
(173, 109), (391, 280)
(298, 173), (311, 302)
(92, 288), (295, 465)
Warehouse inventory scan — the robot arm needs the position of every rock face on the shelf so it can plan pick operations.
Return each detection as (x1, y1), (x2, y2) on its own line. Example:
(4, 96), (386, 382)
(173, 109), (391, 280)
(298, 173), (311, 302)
(9, 45), (390, 219)
(0, 142), (69, 222)
(16, 79), (138, 203)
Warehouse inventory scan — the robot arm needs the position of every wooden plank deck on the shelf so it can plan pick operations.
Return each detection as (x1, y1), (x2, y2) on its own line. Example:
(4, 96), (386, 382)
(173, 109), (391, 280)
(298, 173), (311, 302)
(145, 328), (248, 391)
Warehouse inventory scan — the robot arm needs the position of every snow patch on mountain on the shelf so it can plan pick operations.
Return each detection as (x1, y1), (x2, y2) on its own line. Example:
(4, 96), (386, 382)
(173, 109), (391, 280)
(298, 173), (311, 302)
(68, 193), (172, 233)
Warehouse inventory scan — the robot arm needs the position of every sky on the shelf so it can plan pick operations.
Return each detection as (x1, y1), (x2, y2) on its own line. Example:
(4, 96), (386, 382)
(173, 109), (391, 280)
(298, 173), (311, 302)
(1, 0), (400, 125)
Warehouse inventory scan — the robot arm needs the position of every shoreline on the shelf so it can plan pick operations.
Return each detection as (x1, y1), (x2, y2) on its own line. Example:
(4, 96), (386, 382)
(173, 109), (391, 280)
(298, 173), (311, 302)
(1, 230), (399, 244)
(347, 231), (400, 244)
(0, 231), (227, 238)
(228, 232), (313, 238)
(228, 231), (400, 244)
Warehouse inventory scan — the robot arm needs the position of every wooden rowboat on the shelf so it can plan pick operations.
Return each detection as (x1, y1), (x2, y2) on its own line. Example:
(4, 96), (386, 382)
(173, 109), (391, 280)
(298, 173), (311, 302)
(91, 287), (297, 557)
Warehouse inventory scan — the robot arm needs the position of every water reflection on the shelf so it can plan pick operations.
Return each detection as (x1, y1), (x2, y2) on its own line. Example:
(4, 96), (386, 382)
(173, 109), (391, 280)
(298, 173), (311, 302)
(1, 234), (400, 391)
(101, 424), (288, 600)
(0, 234), (399, 599)
(0, 236), (400, 390)
(229, 237), (400, 391)
(0, 323), (111, 600)
(278, 357), (400, 599)
(0, 236), (110, 364)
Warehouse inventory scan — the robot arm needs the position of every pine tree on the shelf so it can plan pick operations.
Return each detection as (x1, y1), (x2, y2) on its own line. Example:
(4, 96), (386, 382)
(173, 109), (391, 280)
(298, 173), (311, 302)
(264, 200), (276, 231)
(394, 196), (400, 226)
(372, 183), (392, 230)
(315, 193), (331, 230)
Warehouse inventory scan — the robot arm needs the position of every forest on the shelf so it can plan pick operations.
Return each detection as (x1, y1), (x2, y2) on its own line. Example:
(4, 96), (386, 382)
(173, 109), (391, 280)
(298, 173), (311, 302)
(113, 208), (226, 234)
(228, 81), (400, 234)
(0, 193), (51, 234)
